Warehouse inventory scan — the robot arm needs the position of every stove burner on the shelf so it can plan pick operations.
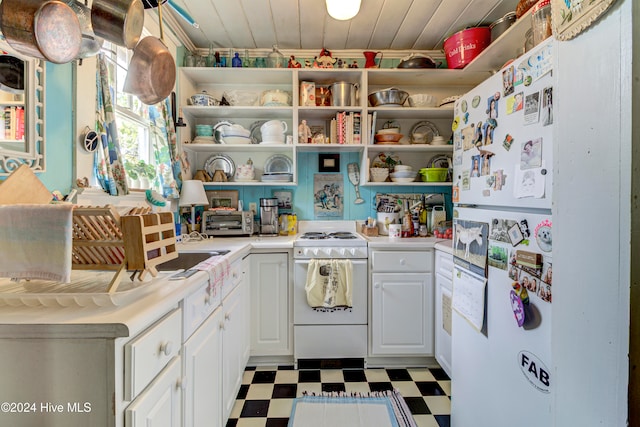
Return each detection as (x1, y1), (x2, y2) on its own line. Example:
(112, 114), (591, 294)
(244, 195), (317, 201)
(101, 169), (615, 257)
(300, 232), (328, 240)
(328, 232), (356, 239)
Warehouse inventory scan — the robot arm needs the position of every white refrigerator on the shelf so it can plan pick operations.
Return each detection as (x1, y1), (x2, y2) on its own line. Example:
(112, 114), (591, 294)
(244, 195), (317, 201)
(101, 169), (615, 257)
(450, 39), (554, 427)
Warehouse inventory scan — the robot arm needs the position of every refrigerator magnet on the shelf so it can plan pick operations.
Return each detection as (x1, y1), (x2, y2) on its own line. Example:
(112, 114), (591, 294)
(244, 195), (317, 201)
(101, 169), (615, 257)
(534, 219), (552, 252)
(510, 290), (525, 327)
(502, 134), (514, 151)
(508, 223), (525, 246)
(486, 94), (499, 118)
(471, 95), (481, 108)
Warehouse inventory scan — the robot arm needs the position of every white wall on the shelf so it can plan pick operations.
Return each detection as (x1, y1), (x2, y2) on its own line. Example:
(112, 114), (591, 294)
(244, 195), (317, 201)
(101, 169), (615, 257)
(552, 1), (631, 425)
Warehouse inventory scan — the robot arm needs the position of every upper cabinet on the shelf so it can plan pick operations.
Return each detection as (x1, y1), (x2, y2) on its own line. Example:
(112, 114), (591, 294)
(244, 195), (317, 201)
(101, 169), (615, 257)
(0, 46), (46, 175)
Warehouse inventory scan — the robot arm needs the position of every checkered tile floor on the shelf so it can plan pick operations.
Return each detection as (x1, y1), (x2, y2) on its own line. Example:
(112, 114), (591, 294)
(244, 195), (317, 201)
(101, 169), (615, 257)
(225, 366), (451, 427)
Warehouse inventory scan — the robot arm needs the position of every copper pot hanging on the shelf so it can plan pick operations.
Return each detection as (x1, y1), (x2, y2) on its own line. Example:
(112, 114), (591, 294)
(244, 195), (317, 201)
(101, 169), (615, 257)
(123, 0), (175, 105)
(63, 0), (104, 58)
(91, 0), (144, 49)
(0, 0), (83, 64)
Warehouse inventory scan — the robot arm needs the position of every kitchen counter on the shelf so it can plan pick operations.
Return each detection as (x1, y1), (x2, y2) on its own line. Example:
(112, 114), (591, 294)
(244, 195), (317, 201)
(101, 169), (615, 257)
(364, 234), (452, 249)
(435, 239), (454, 254)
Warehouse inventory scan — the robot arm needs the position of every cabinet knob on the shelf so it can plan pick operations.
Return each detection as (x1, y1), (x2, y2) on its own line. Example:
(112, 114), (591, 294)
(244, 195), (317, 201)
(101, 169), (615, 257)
(399, 259), (406, 265)
(160, 341), (173, 357)
(178, 376), (188, 390)
(374, 283), (380, 289)
(204, 294), (211, 305)
(225, 313), (231, 321)
(220, 321), (226, 330)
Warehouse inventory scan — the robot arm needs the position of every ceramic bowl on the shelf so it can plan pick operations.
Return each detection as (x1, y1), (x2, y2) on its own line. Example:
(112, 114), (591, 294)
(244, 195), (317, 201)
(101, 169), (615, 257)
(377, 128), (401, 135)
(374, 133), (402, 143)
(369, 168), (389, 182)
(390, 171), (418, 179)
(223, 135), (252, 145)
(393, 165), (413, 172)
(408, 94), (437, 108)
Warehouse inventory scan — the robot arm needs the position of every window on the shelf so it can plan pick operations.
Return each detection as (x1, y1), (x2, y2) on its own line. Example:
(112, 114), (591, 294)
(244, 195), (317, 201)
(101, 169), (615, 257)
(101, 41), (155, 190)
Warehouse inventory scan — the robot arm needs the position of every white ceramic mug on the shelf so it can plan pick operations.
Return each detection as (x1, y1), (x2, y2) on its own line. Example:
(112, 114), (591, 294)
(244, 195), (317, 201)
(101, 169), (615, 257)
(389, 224), (402, 239)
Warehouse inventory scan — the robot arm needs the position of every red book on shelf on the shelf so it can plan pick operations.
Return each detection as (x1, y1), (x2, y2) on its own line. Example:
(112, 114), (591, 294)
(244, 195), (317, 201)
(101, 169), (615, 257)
(15, 106), (24, 140)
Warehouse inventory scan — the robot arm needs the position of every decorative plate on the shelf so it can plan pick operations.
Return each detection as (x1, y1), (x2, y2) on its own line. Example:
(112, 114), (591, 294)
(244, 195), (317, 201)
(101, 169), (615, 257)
(204, 154), (236, 179)
(264, 154), (293, 174)
(438, 95), (461, 107)
(551, 0), (618, 41)
(249, 120), (266, 144)
(426, 154), (452, 169)
(409, 120), (439, 144)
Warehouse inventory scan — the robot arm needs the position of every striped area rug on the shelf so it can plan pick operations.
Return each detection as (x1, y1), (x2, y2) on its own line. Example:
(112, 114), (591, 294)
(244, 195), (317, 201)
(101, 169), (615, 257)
(288, 389), (417, 427)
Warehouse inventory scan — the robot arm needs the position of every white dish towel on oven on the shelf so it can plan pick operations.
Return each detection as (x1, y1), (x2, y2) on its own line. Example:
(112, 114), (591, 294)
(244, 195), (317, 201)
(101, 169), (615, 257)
(305, 259), (353, 309)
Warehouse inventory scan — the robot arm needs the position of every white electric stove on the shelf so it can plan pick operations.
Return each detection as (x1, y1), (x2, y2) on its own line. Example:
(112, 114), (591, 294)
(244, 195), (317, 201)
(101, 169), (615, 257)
(294, 221), (367, 259)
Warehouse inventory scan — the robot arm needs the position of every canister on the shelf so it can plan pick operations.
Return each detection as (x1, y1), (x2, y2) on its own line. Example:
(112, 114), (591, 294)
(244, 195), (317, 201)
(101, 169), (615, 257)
(531, 0), (552, 46)
(299, 81), (315, 106)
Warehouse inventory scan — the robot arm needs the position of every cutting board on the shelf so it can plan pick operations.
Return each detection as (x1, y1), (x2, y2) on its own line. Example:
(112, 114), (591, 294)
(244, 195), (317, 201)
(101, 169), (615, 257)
(0, 164), (52, 204)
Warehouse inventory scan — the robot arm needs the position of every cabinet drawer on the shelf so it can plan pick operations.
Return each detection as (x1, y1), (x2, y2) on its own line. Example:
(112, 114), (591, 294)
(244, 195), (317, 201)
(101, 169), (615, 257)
(183, 279), (221, 340)
(435, 250), (454, 277)
(371, 250), (433, 272)
(221, 258), (243, 299)
(125, 308), (182, 401)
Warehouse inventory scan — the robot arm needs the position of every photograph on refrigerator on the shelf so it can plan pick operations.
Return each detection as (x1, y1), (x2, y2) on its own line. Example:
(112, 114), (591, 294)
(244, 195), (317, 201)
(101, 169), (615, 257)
(453, 219), (490, 276)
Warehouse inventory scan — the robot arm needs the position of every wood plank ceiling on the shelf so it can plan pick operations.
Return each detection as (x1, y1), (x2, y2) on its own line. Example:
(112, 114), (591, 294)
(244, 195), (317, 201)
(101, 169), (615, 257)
(163, 0), (520, 52)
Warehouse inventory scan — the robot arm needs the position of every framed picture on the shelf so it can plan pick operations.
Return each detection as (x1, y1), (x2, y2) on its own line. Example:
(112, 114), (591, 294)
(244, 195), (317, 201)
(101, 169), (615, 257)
(272, 190), (293, 210)
(319, 153), (340, 172)
(551, 0), (618, 41)
(205, 190), (238, 210)
(508, 223), (525, 246)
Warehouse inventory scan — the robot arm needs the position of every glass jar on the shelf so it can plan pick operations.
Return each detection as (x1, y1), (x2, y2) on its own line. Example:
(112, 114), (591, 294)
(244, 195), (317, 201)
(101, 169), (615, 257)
(183, 52), (196, 67)
(524, 28), (534, 53)
(267, 45), (285, 68)
(531, 0), (552, 46)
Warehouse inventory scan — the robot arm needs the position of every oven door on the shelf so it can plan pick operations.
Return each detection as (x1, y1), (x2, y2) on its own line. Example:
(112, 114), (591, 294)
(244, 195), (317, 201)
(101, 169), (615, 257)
(293, 258), (367, 325)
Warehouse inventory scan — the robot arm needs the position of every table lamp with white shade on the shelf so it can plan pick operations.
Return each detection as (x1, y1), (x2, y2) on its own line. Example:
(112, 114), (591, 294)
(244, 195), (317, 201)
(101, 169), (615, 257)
(179, 180), (209, 233)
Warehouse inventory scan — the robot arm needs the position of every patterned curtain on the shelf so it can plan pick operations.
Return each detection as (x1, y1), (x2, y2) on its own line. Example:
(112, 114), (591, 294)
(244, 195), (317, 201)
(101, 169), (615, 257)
(148, 99), (181, 198)
(94, 53), (129, 195)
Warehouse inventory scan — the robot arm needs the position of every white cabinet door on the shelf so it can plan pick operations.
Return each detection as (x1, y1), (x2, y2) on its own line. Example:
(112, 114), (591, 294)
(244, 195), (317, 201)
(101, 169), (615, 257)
(221, 283), (245, 422)
(125, 357), (182, 427)
(435, 274), (453, 378)
(183, 309), (222, 427)
(371, 272), (434, 355)
(249, 253), (290, 355)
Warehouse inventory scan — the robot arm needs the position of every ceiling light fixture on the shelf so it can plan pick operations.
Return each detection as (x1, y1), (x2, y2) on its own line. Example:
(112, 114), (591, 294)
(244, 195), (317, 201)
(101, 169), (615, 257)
(326, 0), (361, 20)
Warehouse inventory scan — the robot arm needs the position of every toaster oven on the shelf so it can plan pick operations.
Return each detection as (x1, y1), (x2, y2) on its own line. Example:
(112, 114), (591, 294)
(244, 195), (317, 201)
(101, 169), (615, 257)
(202, 211), (254, 236)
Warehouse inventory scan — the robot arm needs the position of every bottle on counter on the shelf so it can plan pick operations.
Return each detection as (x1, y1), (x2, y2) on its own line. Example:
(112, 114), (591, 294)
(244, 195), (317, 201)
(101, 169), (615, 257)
(279, 214), (288, 236)
(401, 200), (414, 238)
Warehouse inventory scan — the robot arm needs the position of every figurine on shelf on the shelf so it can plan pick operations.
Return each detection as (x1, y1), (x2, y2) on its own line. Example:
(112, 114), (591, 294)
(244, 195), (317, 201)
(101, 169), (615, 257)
(304, 58), (313, 68)
(317, 48), (336, 68)
(349, 60), (359, 68)
(312, 56), (319, 68)
(298, 120), (312, 144)
(288, 55), (302, 68)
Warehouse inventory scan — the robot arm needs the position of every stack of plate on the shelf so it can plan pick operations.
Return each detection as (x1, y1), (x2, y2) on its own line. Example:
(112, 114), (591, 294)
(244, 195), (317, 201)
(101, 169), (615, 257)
(261, 154), (293, 182)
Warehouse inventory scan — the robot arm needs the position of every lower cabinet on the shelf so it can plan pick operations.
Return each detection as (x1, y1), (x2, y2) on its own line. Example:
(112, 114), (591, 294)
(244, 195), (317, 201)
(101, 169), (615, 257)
(125, 357), (183, 427)
(434, 248), (454, 378)
(221, 279), (250, 422)
(183, 309), (223, 427)
(370, 250), (434, 356)
(249, 252), (290, 356)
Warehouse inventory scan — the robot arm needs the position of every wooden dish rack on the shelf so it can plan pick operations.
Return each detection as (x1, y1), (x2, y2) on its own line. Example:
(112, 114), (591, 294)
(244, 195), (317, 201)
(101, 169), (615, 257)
(72, 206), (178, 293)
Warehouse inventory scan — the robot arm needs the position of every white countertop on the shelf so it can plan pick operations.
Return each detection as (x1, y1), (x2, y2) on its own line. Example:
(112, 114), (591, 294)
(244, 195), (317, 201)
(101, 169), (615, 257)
(434, 239), (454, 254)
(0, 232), (453, 338)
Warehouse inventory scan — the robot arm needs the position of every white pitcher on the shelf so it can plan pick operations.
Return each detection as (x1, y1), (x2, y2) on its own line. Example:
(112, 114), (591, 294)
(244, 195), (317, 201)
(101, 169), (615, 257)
(261, 120), (287, 135)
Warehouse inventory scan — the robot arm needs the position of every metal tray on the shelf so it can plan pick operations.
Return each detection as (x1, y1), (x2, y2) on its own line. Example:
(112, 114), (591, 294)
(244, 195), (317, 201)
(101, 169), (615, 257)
(264, 154), (292, 174)
(204, 154), (236, 179)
